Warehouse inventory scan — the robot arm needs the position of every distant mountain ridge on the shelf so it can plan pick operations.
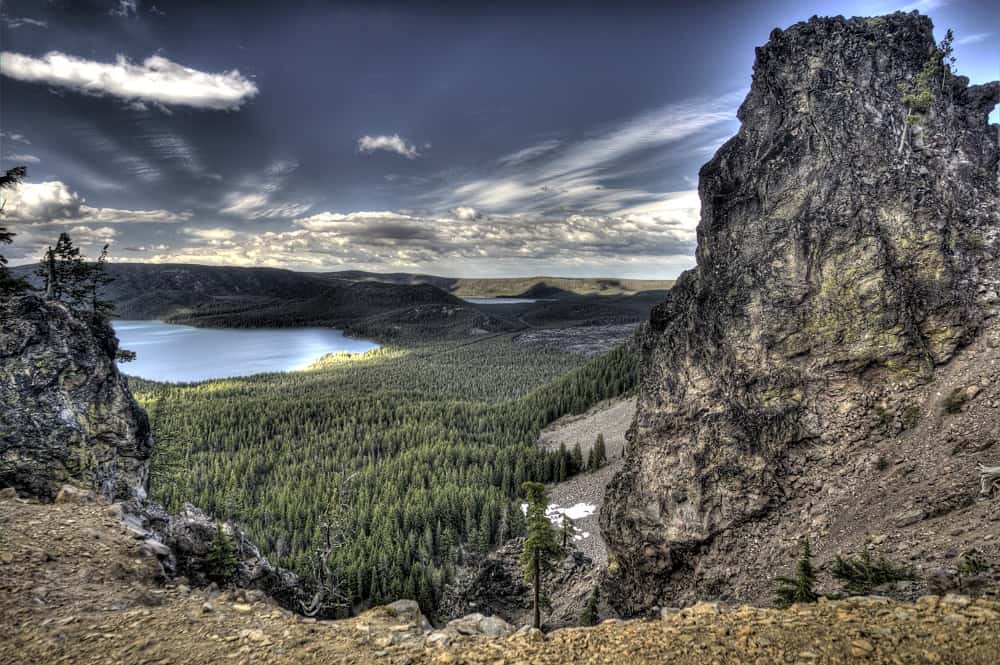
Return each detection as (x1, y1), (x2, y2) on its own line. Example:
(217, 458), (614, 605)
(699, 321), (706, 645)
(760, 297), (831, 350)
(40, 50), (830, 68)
(326, 270), (675, 297)
(11, 263), (673, 340)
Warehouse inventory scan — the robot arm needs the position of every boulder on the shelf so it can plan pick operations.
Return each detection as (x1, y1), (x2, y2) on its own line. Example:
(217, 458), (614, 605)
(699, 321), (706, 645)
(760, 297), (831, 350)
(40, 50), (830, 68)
(0, 296), (152, 503)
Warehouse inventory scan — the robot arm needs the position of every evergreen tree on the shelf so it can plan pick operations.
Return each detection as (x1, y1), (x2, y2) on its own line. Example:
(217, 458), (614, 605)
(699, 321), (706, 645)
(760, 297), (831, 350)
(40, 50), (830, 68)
(773, 538), (819, 608)
(593, 433), (607, 468)
(560, 512), (577, 549)
(580, 585), (600, 626)
(520, 482), (561, 630)
(571, 443), (584, 475)
(0, 166), (28, 297)
(205, 525), (240, 584)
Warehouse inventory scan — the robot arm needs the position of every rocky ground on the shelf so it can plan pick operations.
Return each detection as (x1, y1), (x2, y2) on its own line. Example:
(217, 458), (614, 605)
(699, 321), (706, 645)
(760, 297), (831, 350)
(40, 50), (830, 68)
(4, 494), (1000, 664)
(538, 398), (635, 564)
(514, 324), (638, 357)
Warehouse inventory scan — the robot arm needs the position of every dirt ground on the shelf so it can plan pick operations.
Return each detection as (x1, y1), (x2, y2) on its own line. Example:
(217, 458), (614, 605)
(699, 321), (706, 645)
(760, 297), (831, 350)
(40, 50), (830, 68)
(3, 495), (1000, 664)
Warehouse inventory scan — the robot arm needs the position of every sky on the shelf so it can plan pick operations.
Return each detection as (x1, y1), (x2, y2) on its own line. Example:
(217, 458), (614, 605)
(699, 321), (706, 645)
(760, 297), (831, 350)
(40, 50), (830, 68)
(0, 0), (997, 278)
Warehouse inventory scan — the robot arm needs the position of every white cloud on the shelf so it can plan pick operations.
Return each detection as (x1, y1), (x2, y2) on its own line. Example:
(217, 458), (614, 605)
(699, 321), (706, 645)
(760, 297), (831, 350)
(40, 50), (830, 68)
(184, 227), (236, 241)
(1, 181), (191, 225)
(4, 154), (40, 164)
(450, 206), (482, 221)
(66, 225), (118, 244)
(0, 132), (30, 144)
(955, 32), (992, 46)
(357, 134), (423, 159)
(150, 197), (700, 271)
(0, 51), (258, 111)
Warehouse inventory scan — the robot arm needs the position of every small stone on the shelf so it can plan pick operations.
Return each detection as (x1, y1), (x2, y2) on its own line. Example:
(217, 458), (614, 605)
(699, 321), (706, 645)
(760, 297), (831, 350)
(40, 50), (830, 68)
(231, 603), (253, 613)
(850, 639), (874, 656)
(201, 602), (214, 614)
(0, 487), (18, 500)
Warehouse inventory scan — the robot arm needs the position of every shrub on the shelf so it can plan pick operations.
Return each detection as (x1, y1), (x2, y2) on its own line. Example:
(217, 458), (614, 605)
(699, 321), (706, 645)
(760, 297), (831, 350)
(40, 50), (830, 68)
(830, 550), (914, 594)
(957, 549), (991, 577)
(773, 539), (819, 608)
(580, 586), (600, 626)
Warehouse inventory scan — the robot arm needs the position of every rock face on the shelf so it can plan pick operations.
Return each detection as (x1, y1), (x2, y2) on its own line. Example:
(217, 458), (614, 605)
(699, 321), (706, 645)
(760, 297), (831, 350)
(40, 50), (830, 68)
(438, 539), (614, 629)
(602, 13), (1000, 614)
(0, 295), (152, 502)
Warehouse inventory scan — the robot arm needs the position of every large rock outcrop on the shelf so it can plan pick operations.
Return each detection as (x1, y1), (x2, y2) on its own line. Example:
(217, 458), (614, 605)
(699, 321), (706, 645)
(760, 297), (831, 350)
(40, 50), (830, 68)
(0, 295), (152, 502)
(602, 12), (1000, 614)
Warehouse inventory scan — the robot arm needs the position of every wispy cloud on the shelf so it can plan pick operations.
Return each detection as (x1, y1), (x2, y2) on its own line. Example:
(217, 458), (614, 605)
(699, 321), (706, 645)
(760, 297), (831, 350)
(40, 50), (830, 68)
(219, 160), (311, 219)
(4, 154), (40, 164)
(357, 134), (424, 159)
(0, 16), (47, 29)
(0, 132), (31, 144)
(443, 92), (740, 215)
(955, 32), (992, 46)
(899, 0), (948, 11)
(0, 51), (258, 111)
(497, 140), (561, 167)
(110, 0), (138, 17)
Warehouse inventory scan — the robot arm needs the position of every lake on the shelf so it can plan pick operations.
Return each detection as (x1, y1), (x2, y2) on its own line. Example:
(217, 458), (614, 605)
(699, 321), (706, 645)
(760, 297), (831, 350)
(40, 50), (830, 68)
(461, 297), (539, 304)
(111, 320), (379, 383)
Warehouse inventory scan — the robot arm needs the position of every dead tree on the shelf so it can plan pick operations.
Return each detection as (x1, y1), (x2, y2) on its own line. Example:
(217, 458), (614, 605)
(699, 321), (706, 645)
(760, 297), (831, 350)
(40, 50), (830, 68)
(978, 464), (1000, 496)
(299, 471), (358, 617)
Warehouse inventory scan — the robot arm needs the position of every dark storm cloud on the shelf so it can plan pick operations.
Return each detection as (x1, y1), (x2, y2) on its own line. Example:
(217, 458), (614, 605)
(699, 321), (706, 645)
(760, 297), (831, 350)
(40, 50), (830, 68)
(1, 0), (997, 277)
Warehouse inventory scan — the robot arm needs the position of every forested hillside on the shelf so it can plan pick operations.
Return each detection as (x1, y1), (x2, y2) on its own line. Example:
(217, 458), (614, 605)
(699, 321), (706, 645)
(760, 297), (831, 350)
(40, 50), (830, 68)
(133, 335), (637, 614)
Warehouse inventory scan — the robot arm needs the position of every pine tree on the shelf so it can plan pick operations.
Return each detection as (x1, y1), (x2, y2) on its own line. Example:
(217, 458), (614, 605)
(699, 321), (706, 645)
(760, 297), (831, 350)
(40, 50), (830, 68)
(521, 482), (560, 630)
(0, 166), (28, 297)
(560, 512), (576, 549)
(773, 538), (819, 608)
(571, 443), (583, 475)
(205, 525), (240, 584)
(580, 585), (600, 626)
(593, 433), (606, 468)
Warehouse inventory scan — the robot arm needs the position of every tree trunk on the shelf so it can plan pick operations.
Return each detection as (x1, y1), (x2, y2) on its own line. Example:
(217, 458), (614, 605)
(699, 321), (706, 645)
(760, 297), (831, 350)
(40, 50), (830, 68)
(532, 551), (541, 630)
(45, 253), (55, 301)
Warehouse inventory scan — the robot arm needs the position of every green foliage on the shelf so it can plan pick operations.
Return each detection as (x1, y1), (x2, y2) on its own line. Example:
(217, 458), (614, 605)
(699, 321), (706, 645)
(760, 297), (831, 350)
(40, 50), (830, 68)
(0, 166), (29, 297)
(521, 482), (561, 583)
(830, 550), (915, 594)
(580, 586), (600, 626)
(773, 539), (820, 608)
(36, 233), (114, 316)
(206, 525), (240, 584)
(138, 337), (637, 610)
(116, 349), (137, 363)
(902, 29), (956, 120)
(587, 433), (607, 471)
(957, 549), (991, 577)
(942, 387), (968, 414)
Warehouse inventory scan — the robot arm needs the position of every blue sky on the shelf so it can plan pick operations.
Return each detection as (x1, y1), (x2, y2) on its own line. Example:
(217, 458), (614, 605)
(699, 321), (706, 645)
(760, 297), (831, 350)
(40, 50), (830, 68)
(0, 0), (996, 278)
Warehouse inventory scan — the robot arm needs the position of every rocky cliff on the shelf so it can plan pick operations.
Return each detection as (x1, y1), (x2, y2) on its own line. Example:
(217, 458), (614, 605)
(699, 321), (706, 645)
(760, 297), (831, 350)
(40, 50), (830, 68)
(0, 295), (152, 502)
(603, 12), (1000, 614)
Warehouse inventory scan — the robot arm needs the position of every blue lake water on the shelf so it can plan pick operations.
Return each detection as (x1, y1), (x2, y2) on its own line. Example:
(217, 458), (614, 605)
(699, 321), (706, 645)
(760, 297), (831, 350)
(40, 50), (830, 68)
(112, 320), (379, 383)
(461, 297), (539, 305)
